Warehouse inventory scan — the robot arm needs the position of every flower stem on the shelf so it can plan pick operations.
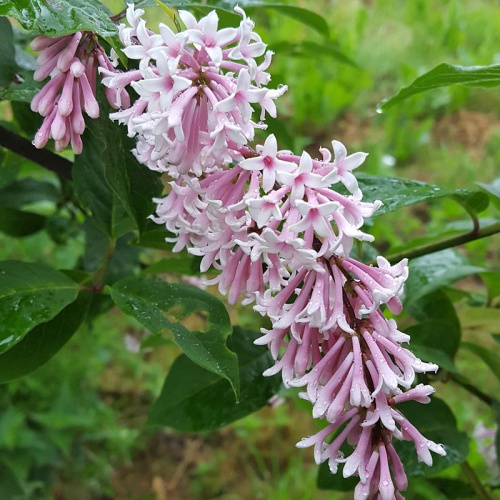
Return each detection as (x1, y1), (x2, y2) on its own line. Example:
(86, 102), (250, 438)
(461, 461), (493, 500)
(450, 373), (493, 406)
(384, 221), (500, 264)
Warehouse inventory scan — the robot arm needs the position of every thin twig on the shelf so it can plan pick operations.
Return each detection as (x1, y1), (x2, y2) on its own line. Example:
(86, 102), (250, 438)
(0, 125), (72, 180)
(450, 373), (493, 406)
(383, 221), (500, 264)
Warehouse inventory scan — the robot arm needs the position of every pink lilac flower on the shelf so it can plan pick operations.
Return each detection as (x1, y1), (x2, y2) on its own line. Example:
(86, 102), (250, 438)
(108, 6), (446, 497)
(474, 422), (500, 481)
(103, 4), (287, 176)
(31, 31), (128, 154)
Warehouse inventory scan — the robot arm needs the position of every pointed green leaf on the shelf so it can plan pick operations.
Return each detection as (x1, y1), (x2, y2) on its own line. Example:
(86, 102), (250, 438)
(74, 111), (134, 239)
(0, 261), (80, 354)
(480, 271), (500, 300)
(404, 249), (484, 305)
(132, 221), (174, 250)
(0, 178), (60, 208)
(0, 0), (117, 37)
(74, 92), (161, 237)
(0, 17), (18, 93)
(0, 208), (46, 237)
(406, 320), (460, 373)
(102, 121), (163, 235)
(425, 479), (475, 499)
(143, 253), (201, 276)
(273, 40), (357, 68)
(149, 327), (281, 431)
(0, 292), (91, 383)
(477, 177), (500, 210)
(157, 1), (330, 37)
(353, 174), (489, 217)
(109, 276), (239, 398)
(381, 63), (500, 111)
(407, 289), (460, 326)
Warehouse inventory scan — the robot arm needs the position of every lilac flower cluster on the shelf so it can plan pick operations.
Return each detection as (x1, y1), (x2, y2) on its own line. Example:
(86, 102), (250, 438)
(102, 4), (286, 176)
(100, 6), (446, 498)
(31, 31), (127, 153)
(30, 4), (446, 497)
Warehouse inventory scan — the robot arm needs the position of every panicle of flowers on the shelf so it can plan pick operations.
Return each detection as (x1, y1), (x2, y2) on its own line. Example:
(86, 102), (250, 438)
(107, 6), (446, 498)
(102, 4), (287, 176)
(153, 132), (447, 497)
(30, 31), (128, 154)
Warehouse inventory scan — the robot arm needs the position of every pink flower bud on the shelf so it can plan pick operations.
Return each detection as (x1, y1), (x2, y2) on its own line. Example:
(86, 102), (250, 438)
(79, 72), (99, 118)
(50, 110), (67, 141)
(56, 32), (83, 72)
(57, 72), (75, 116)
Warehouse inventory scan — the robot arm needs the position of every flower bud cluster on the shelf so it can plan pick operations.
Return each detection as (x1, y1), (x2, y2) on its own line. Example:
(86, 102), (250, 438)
(30, 31), (128, 153)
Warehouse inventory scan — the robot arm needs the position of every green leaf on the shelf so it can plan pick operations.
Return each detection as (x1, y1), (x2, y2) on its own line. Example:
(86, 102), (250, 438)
(477, 177), (500, 210)
(157, 1), (330, 37)
(406, 289), (460, 326)
(0, 178), (61, 208)
(109, 276), (239, 398)
(0, 18), (18, 93)
(80, 222), (142, 285)
(102, 121), (163, 235)
(406, 320), (460, 373)
(143, 253), (201, 276)
(74, 91), (161, 237)
(404, 249), (484, 305)
(354, 173), (489, 217)
(10, 101), (43, 136)
(0, 0), (117, 37)
(132, 221), (174, 250)
(0, 261), (80, 354)
(149, 327), (281, 431)
(461, 341), (500, 384)
(425, 478), (475, 499)
(272, 40), (357, 68)
(2, 70), (42, 103)
(74, 114), (134, 239)
(0, 207), (46, 236)
(380, 63), (500, 111)
(395, 397), (469, 477)
(0, 291), (91, 383)
(480, 271), (500, 300)
(451, 190), (490, 216)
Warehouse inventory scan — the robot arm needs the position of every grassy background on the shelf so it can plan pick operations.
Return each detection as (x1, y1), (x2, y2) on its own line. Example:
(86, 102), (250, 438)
(2, 0), (500, 498)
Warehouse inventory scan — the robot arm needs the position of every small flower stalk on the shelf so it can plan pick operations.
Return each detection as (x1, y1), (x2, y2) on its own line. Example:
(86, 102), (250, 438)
(30, 31), (128, 154)
(31, 4), (447, 497)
